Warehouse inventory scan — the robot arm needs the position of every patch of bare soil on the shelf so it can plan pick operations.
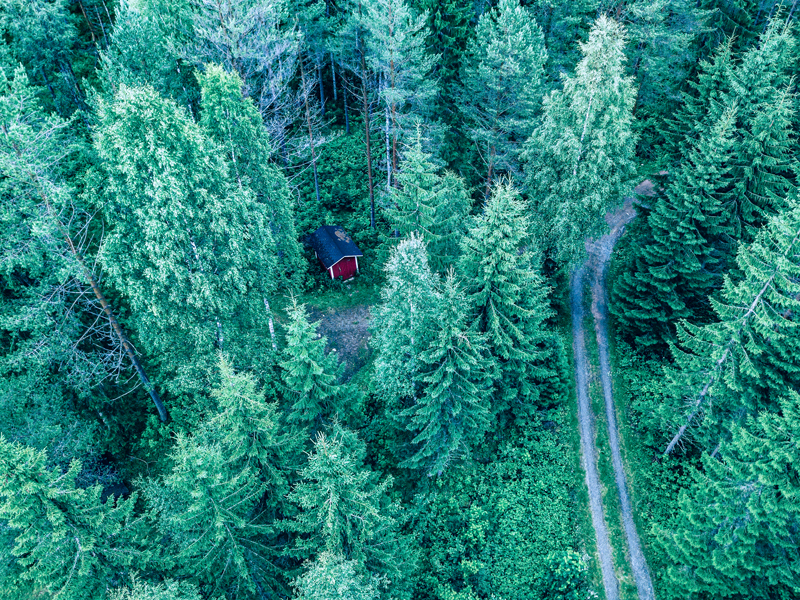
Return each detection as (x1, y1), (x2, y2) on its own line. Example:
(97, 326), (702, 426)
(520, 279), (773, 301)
(308, 304), (373, 381)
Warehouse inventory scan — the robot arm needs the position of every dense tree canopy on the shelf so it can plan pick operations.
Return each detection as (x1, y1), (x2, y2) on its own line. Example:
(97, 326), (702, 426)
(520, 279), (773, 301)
(2, 3), (799, 599)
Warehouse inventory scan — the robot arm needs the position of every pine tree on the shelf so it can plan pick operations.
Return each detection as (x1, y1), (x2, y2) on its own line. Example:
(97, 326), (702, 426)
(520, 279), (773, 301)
(287, 424), (415, 593)
(458, 183), (556, 412)
(386, 130), (471, 272)
(198, 64), (306, 289)
(141, 433), (283, 599)
(0, 437), (142, 600)
(460, 0), (548, 193)
(279, 299), (348, 432)
(399, 272), (493, 475)
(663, 194), (800, 455)
(362, 0), (439, 176)
(665, 390), (800, 598)
(523, 15), (637, 264)
(95, 84), (279, 398)
(293, 551), (379, 600)
(613, 106), (740, 347)
(370, 234), (441, 404)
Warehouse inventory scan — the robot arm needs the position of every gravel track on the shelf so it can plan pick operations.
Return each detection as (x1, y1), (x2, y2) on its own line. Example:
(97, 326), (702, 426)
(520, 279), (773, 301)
(572, 199), (655, 600)
(571, 264), (620, 600)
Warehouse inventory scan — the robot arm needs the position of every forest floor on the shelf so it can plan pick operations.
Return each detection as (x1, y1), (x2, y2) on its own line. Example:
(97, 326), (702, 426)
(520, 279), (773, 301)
(308, 304), (372, 381)
(571, 194), (655, 600)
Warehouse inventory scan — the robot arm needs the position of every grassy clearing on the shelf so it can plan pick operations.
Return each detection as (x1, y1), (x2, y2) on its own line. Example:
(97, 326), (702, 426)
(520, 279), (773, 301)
(582, 305), (638, 600)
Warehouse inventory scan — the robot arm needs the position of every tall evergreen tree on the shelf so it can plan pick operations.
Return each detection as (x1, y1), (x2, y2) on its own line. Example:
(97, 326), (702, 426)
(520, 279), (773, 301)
(206, 357), (288, 501)
(198, 64), (306, 288)
(362, 0), (439, 177)
(399, 272), (493, 475)
(665, 390), (800, 598)
(419, 0), (474, 168)
(95, 84), (279, 398)
(279, 299), (348, 433)
(663, 194), (800, 455)
(386, 130), (471, 272)
(0, 64), (167, 421)
(613, 106), (740, 347)
(725, 17), (797, 234)
(370, 234), (440, 404)
(101, 0), (199, 110)
(141, 432), (282, 599)
(458, 183), (557, 412)
(460, 0), (548, 193)
(0, 0), (81, 115)
(523, 15), (637, 264)
(287, 424), (415, 596)
(0, 437), (143, 600)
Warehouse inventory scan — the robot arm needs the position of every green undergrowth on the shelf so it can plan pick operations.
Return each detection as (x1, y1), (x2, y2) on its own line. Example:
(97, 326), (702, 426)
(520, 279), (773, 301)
(411, 404), (583, 600)
(607, 334), (686, 600)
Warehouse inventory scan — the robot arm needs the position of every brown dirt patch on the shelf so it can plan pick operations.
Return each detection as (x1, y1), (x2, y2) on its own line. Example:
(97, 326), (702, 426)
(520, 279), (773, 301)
(308, 304), (373, 381)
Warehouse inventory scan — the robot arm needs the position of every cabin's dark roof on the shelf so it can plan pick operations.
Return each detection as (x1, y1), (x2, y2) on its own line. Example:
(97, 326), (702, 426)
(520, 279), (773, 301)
(307, 225), (363, 269)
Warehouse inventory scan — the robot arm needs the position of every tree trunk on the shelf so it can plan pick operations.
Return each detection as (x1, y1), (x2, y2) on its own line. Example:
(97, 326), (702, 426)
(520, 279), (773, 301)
(318, 60), (325, 117)
(343, 71), (350, 134)
(360, 52), (375, 229)
(300, 60), (322, 206)
(331, 53), (338, 101)
(385, 102), (391, 191)
(4, 126), (168, 422)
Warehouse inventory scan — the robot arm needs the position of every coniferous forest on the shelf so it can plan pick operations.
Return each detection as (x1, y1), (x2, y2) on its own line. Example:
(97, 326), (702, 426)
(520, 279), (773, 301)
(1, 0), (799, 598)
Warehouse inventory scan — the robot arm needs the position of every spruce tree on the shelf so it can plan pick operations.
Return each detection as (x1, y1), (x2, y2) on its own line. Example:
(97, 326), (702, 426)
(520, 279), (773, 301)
(459, 0), (547, 193)
(0, 437), (142, 600)
(206, 356), (288, 501)
(458, 183), (556, 412)
(279, 299), (348, 432)
(287, 424), (415, 594)
(370, 234), (441, 404)
(400, 272), (493, 476)
(663, 194), (800, 455)
(198, 64), (306, 288)
(386, 130), (471, 272)
(665, 390), (800, 598)
(612, 106), (740, 347)
(141, 433), (282, 599)
(726, 17), (797, 234)
(523, 15), (637, 264)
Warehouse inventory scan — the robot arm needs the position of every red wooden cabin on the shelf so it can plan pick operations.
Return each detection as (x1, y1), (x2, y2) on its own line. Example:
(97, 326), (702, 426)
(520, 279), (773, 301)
(306, 225), (363, 280)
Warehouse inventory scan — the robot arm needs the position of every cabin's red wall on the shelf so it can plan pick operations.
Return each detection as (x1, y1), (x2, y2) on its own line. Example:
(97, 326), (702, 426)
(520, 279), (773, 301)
(329, 256), (358, 280)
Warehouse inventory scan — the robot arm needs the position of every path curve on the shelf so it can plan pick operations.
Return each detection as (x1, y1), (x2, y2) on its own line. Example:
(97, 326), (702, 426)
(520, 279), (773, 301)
(572, 199), (655, 599)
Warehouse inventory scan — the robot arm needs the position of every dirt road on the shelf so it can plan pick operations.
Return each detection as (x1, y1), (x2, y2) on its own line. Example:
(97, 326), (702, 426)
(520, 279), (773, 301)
(573, 199), (655, 600)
